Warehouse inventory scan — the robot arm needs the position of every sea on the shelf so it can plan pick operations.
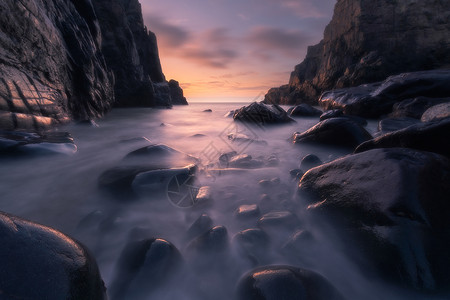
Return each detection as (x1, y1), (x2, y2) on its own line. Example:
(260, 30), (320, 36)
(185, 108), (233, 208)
(0, 102), (441, 300)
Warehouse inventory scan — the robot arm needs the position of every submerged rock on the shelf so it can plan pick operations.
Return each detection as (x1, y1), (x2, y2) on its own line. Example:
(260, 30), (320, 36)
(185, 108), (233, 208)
(186, 226), (229, 254)
(233, 102), (294, 125)
(235, 204), (261, 220)
(123, 144), (197, 167)
(298, 148), (450, 292)
(232, 228), (270, 265)
(319, 70), (450, 118)
(236, 265), (344, 300)
(292, 118), (372, 149)
(0, 212), (106, 299)
(109, 238), (183, 300)
(356, 118), (450, 158)
(0, 131), (77, 156)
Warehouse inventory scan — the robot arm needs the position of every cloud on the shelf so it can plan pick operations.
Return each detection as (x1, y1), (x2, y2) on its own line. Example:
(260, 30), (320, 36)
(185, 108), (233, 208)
(271, 0), (336, 18)
(144, 14), (191, 47)
(246, 26), (313, 58)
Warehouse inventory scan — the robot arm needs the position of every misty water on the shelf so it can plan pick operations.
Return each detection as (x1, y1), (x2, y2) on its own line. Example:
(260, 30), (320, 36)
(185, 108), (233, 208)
(0, 103), (442, 300)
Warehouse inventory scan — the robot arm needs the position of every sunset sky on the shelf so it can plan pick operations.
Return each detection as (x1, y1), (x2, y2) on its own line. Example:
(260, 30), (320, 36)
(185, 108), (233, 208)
(140, 0), (336, 102)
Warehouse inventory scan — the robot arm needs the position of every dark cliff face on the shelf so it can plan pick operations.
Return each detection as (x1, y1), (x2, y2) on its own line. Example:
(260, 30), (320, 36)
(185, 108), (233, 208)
(265, 0), (450, 105)
(0, 0), (114, 130)
(91, 0), (166, 107)
(0, 0), (186, 131)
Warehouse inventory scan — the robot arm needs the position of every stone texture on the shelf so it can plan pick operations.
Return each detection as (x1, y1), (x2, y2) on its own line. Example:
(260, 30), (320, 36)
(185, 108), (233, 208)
(0, 0), (187, 130)
(0, 0), (114, 130)
(356, 118), (450, 158)
(421, 102), (450, 122)
(264, 0), (450, 105)
(389, 97), (450, 119)
(0, 211), (107, 299)
(318, 70), (450, 118)
(298, 148), (450, 292)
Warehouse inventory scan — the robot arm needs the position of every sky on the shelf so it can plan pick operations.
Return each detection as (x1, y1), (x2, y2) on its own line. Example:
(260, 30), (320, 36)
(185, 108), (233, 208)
(140, 0), (336, 102)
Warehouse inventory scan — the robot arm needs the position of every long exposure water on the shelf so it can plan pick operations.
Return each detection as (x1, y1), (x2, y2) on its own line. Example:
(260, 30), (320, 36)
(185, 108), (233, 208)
(0, 103), (443, 300)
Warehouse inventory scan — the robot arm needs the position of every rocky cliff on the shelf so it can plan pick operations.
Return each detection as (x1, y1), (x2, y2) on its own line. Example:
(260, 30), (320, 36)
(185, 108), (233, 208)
(264, 0), (450, 105)
(0, 0), (186, 131)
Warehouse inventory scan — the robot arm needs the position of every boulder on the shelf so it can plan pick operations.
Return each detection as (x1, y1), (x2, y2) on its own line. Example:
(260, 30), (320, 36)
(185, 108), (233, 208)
(300, 154), (323, 172)
(123, 144), (197, 167)
(232, 228), (270, 265)
(389, 97), (450, 119)
(292, 118), (372, 149)
(185, 214), (213, 241)
(186, 226), (229, 254)
(236, 265), (344, 300)
(319, 70), (450, 118)
(98, 164), (197, 201)
(320, 110), (368, 126)
(298, 148), (450, 292)
(288, 104), (322, 117)
(421, 103), (450, 122)
(356, 118), (450, 158)
(235, 204), (261, 220)
(377, 117), (420, 134)
(258, 211), (301, 232)
(0, 211), (106, 299)
(109, 238), (183, 300)
(0, 130), (77, 156)
(233, 102), (294, 125)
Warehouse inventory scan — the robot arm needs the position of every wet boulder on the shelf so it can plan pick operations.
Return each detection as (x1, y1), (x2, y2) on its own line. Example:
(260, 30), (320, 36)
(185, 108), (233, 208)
(98, 164), (197, 201)
(356, 118), (450, 158)
(235, 204), (261, 220)
(298, 148), (450, 292)
(232, 228), (270, 265)
(0, 131), (77, 156)
(300, 154), (323, 172)
(319, 110), (367, 126)
(185, 214), (213, 241)
(236, 265), (344, 300)
(292, 118), (372, 149)
(258, 211), (301, 234)
(319, 70), (450, 118)
(376, 117), (420, 135)
(109, 238), (183, 300)
(234, 102), (294, 125)
(123, 144), (197, 167)
(389, 97), (450, 119)
(288, 104), (322, 117)
(186, 226), (229, 255)
(421, 102), (450, 122)
(0, 212), (106, 299)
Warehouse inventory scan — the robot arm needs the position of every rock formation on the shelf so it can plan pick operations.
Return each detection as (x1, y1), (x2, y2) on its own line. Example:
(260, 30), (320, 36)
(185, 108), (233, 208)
(264, 0), (450, 105)
(0, 0), (187, 131)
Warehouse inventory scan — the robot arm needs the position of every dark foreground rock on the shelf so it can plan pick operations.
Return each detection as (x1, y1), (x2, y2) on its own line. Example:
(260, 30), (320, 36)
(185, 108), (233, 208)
(288, 104), (322, 117)
(234, 102), (294, 125)
(0, 211), (106, 299)
(389, 97), (450, 119)
(292, 118), (372, 149)
(236, 265), (344, 300)
(319, 110), (368, 126)
(319, 70), (450, 118)
(356, 118), (450, 158)
(377, 117), (420, 135)
(298, 148), (450, 292)
(0, 131), (77, 156)
(109, 238), (183, 300)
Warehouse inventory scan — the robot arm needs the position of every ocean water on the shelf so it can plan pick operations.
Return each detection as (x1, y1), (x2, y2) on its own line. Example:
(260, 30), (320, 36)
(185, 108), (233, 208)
(0, 103), (441, 299)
